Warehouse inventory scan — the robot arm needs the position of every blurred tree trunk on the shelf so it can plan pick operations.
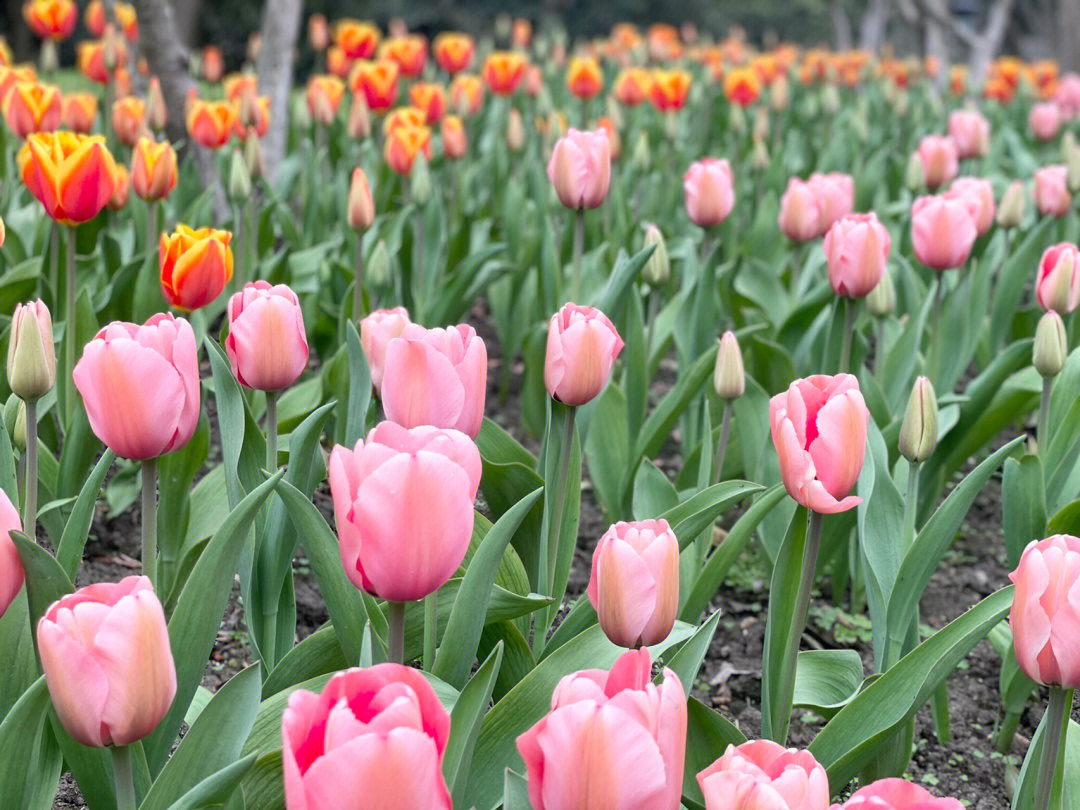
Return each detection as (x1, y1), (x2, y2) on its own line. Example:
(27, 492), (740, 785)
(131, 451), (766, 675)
(255, 0), (304, 184)
(923, 0), (948, 82)
(171, 0), (202, 48)
(1054, 0), (1080, 72)
(858, 0), (890, 52)
(831, 0), (852, 50)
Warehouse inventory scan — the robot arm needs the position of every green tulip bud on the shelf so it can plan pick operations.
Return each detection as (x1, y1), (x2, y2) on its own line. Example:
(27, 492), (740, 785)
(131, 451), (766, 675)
(12, 400), (25, 451)
(904, 151), (924, 192)
(898, 376), (938, 463)
(367, 239), (391, 288)
(867, 270), (896, 317)
(713, 331), (745, 401)
(7, 301), (55, 403)
(228, 147), (252, 200)
(1033, 310), (1068, 378)
(996, 180), (1025, 228)
(630, 131), (650, 172)
(410, 152), (432, 206)
(642, 224), (669, 287)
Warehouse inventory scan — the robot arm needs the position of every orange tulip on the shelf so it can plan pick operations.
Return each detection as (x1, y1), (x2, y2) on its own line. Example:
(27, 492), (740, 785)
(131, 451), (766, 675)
(380, 35), (426, 78)
(224, 73), (258, 105)
(130, 137), (177, 201)
(108, 162), (129, 210)
(441, 114), (466, 159)
(3, 82), (61, 137)
(308, 13), (329, 50)
(325, 46), (352, 79)
(511, 18), (532, 49)
(77, 38), (124, 84)
(61, 92), (97, 133)
(724, 66), (761, 106)
(19, 131), (117, 224)
(248, 96), (270, 138)
(566, 56), (603, 100)
(648, 69), (692, 112)
(384, 124), (431, 176)
(186, 98), (236, 149)
(84, 0), (136, 39)
(614, 67), (651, 106)
(409, 82), (446, 123)
(111, 95), (145, 146)
(350, 59), (399, 112)
(84, 0), (105, 35)
(334, 19), (380, 60)
(160, 225), (234, 311)
(383, 106), (426, 137)
(0, 38), (11, 67)
(0, 65), (36, 105)
(306, 74), (345, 125)
(450, 73), (484, 116)
(433, 32), (474, 75)
(200, 45), (224, 83)
(482, 51), (527, 96)
(23, 0), (76, 41)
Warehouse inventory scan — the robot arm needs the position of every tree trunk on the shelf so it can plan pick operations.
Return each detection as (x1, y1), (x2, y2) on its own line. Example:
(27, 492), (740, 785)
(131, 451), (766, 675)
(858, 0), (891, 52)
(923, 0), (949, 81)
(171, 0), (202, 49)
(832, 0), (853, 51)
(255, 0), (304, 184)
(1054, 0), (1080, 73)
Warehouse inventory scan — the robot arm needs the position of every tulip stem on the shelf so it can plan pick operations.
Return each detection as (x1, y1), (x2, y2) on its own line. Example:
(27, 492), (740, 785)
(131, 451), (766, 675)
(1037, 376), (1054, 455)
(712, 403), (732, 486)
(265, 391), (278, 471)
(141, 457), (158, 592)
(1034, 687), (1071, 810)
(64, 225), (76, 427)
(111, 745), (137, 810)
(572, 210), (585, 301)
(353, 237), (364, 323)
(928, 278), (944, 385)
(48, 223), (59, 309)
(839, 298), (857, 373)
(423, 591), (437, 671)
(387, 601), (406, 665)
(23, 400), (37, 542)
(145, 199), (158, 258)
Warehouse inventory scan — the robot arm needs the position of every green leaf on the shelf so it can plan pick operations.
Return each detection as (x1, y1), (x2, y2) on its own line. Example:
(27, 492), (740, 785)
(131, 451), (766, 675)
(0, 677), (61, 810)
(658, 480), (763, 549)
(11, 530), (74, 631)
(583, 383), (630, 519)
(162, 753), (258, 810)
(793, 649), (864, 718)
(341, 321), (371, 446)
(634, 343), (717, 461)
(592, 244), (655, 317)
(538, 399), (581, 634)
(262, 624), (347, 699)
(503, 769), (532, 810)
(683, 697), (748, 809)
(55, 449), (115, 580)
(661, 609), (721, 692)
(1010, 690), (1075, 810)
(445, 643), (504, 806)
(1003, 453), (1048, 570)
(632, 459), (679, 521)
(0, 591), (36, 721)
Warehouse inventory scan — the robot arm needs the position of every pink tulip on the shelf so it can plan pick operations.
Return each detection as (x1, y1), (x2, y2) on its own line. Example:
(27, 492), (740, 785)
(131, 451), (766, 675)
(915, 135), (959, 190)
(544, 303), (624, 406)
(778, 177), (822, 242)
(328, 421), (479, 603)
(359, 307), (411, 395)
(684, 158), (736, 228)
(225, 281), (309, 391)
(944, 177), (996, 236)
(1036, 243), (1080, 314)
(830, 778), (963, 809)
(822, 212), (891, 298)
(1034, 165), (1072, 218)
(517, 648), (686, 810)
(282, 664), (452, 810)
(547, 128), (611, 209)
(946, 109), (990, 159)
(73, 313), (200, 460)
(910, 194), (978, 271)
(587, 519), (679, 648)
(381, 323), (487, 439)
(1008, 534), (1080, 689)
(0, 490), (24, 619)
(1054, 73), (1080, 119)
(697, 740), (830, 810)
(37, 576), (175, 748)
(770, 374), (868, 514)
(808, 172), (855, 234)
(1029, 102), (1062, 141)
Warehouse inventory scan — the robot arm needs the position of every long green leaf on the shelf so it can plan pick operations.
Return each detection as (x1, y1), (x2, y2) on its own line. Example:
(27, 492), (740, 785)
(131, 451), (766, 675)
(0, 677), (61, 810)
(56, 448), (115, 580)
(445, 643), (504, 805)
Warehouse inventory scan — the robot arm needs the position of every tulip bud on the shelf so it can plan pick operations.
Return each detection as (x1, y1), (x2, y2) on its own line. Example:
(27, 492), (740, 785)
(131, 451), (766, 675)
(752, 106), (769, 141)
(12, 400), (26, 451)
(347, 92), (371, 139)
(996, 180), (1025, 228)
(630, 130), (650, 171)
(713, 331), (745, 401)
(866, 270), (896, 316)
(146, 76), (167, 131)
(905, 152), (925, 192)
(641, 224), (669, 286)
(1033, 310), (1068, 378)
(898, 376), (938, 463)
(750, 138), (769, 171)
(243, 130), (264, 179)
(506, 108), (525, 152)
(410, 152), (432, 206)
(770, 75), (790, 111)
(368, 239), (391, 287)
(228, 147), (251, 200)
(348, 167), (375, 230)
(1065, 132), (1080, 193)
(7, 300), (56, 402)
(822, 84), (840, 114)
(852, 105), (869, 143)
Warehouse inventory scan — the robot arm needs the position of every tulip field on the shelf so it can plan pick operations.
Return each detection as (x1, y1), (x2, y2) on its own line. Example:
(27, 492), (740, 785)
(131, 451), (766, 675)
(3, 3), (1080, 810)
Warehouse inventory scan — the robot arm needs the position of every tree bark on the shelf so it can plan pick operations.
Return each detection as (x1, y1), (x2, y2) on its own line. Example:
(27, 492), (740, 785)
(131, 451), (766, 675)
(832, 0), (853, 51)
(256, 0), (304, 184)
(171, 0), (202, 49)
(1054, 0), (1080, 73)
(858, 0), (891, 52)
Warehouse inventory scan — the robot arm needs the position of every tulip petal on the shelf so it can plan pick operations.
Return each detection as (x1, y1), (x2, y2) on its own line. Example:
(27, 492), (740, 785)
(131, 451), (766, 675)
(807, 390), (867, 500)
(381, 338), (465, 431)
(591, 537), (658, 648)
(37, 617), (110, 747)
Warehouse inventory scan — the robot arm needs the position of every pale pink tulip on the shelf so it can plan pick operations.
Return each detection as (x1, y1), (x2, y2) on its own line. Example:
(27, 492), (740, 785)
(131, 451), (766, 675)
(698, 740), (830, 810)
(1036, 243), (1080, 314)
(1008, 534), (1080, 689)
(225, 281), (309, 391)
(915, 135), (959, 190)
(770, 374), (868, 514)
(778, 177), (822, 242)
(1054, 73), (1080, 119)
(910, 194), (978, 270)
(359, 307), (411, 394)
(831, 778), (964, 809)
(73, 314), (200, 460)
(544, 303), (623, 406)
(0, 490), (24, 619)
(1029, 102), (1063, 141)
(517, 648), (686, 810)
(822, 212), (891, 298)
(328, 421), (479, 602)
(945, 177), (996, 235)
(946, 109), (990, 159)
(1034, 165), (1072, 218)
(37, 576), (175, 748)
(684, 158), (736, 228)
(588, 519), (680, 648)
(282, 665), (452, 810)
(808, 172), (855, 233)
(381, 323), (487, 439)
(547, 128), (612, 209)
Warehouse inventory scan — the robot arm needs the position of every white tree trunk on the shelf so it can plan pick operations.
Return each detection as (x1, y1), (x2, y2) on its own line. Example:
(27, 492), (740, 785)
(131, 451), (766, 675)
(859, 0), (891, 52)
(255, 0), (304, 184)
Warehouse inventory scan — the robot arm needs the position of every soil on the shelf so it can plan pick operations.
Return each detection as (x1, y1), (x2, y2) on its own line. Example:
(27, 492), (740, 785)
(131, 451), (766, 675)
(50, 307), (1079, 809)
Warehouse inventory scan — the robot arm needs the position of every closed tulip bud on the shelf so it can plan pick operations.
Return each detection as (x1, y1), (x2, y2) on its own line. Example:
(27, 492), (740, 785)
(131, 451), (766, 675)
(347, 167), (375, 230)
(368, 239), (391, 287)
(146, 76), (167, 130)
(698, 740), (829, 810)
(7, 300), (55, 402)
(898, 376), (938, 463)
(227, 147), (251, 200)
(1036, 243), (1080, 314)
(346, 91), (371, 139)
(225, 282), (309, 391)
(631, 130), (650, 171)
(12, 401), (25, 451)
(1033, 310), (1068, 378)
(770, 75), (790, 111)
(910, 194), (977, 271)
(778, 177), (821, 242)
(1034, 165), (1072, 218)
(359, 307), (411, 393)
(545, 303), (624, 406)
(642, 224), (669, 286)
(130, 137), (177, 202)
(243, 130), (264, 179)
(837, 778), (963, 809)
(38, 576), (176, 747)
(751, 138), (770, 171)
(852, 106), (870, 143)
(996, 180), (1025, 228)
(714, 331), (745, 401)
(867, 270), (896, 316)
(506, 107), (525, 151)
(548, 128), (611, 210)
(905, 151), (925, 192)
(823, 213), (891, 298)
(730, 104), (746, 135)
(159, 226), (233, 311)
(685, 158), (735, 229)
(752, 106), (769, 141)
(410, 152), (432, 206)
(0, 489), (23, 619)
(822, 84), (840, 114)
(1065, 132), (1080, 192)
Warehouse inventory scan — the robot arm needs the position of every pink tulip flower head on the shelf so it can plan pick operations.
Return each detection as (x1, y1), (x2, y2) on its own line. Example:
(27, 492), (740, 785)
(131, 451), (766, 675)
(808, 172), (855, 234)
(831, 778), (964, 810)
(359, 307), (411, 395)
(1036, 243), (1080, 314)
(1029, 102), (1063, 141)
(1034, 165), (1072, 218)
(822, 212), (891, 298)
(778, 177), (822, 242)
(0, 490), (24, 619)
(544, 303), (623, 406)
(225, 281), (309, 391)
(697, 740), (830, 810)
(547, 127), (612, 210)
(684, 157), (736, 228)
(944, 177), (996, 236)
(1054, 73), (1080, 119)
(910, 194), (978, 271)
(946, 109), (990, 159)
(915, 135), (959, 190)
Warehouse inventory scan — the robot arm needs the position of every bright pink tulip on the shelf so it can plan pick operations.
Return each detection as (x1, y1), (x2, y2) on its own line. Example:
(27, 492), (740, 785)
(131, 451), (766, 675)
(808, 172), (854, 234)
(1034, 165), (1072, 218)
(698, 740), (830, 810)
(282, 664), (452, 810)
(910, 194), (978, 271)
(73, 313), (199, 460)
(915, 135), (959, 190)
(778, 177), (822, 242)
(830, 778), (963, 809)
(770, 374), (868, 514)
(381, 322), (487, 439)
(684, 158), (735, 228)
(944, 177), (995, 235)
(359, 307), (411, 395)
(1037, 243), (1080, 314)
(946, 109), (990, 159)
(547, 127), (611, 210)
(225, 281), (309, 391)
(517, 648), (686, 810)
(1029, 102), (1062, 141)
(37, 576), (175, 748)
(1008, 534), (1080, 689)
(328, 421), (479, 602)
(0, 490), (24, 619)
(544, 303), (623, 406)
(587, 519), (679, 648)
(822, 212), (890, 298)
